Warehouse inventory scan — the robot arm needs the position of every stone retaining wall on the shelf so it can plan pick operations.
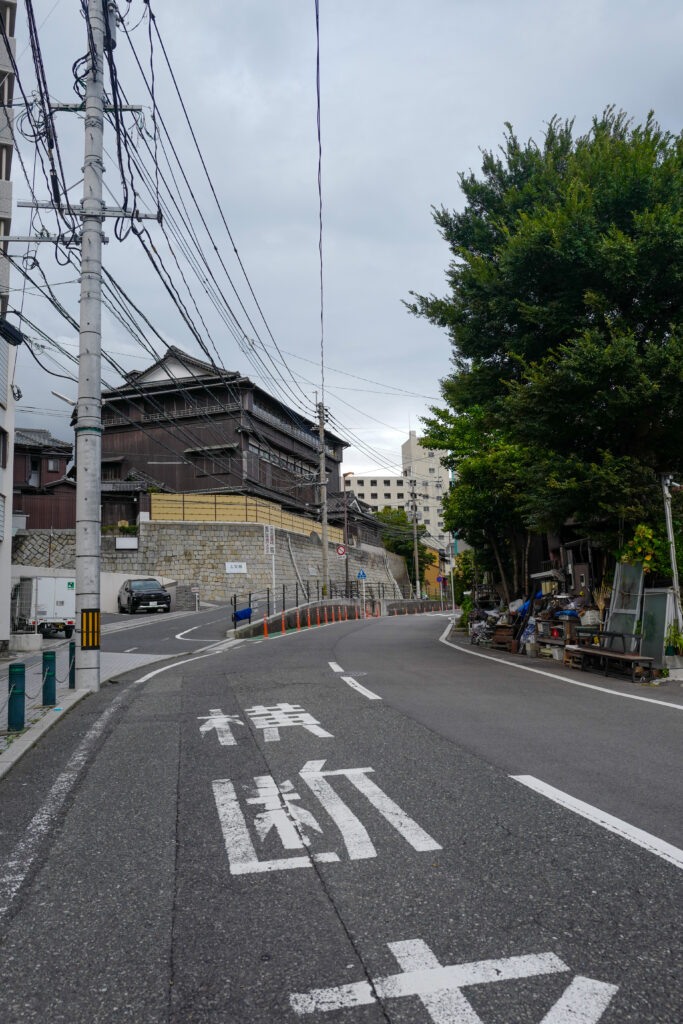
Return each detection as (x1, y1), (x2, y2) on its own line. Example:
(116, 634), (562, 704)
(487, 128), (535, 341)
(12, 523), (409, 602)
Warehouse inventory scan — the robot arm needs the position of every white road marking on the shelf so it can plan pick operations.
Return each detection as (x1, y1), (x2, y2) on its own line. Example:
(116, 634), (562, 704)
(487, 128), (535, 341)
(290, 937), (617, 1021)
(341, 675), (382, 700)
(211, 779), (340, 874)
(328, 661), (344, 673)
(176, 625), (200, 640)
(0, 647), (238, 920)
(212, 761), (440, 873)
(439, 624), (683, 711)
(512, 775), (683, 870)
(198, 709), (244, 746)
(246, 702), (333, 742)
(124, 647), (138, 653)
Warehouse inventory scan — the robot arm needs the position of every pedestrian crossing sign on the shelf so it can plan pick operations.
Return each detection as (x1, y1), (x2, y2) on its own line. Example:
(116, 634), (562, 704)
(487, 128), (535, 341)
(357, 570), (367, 579)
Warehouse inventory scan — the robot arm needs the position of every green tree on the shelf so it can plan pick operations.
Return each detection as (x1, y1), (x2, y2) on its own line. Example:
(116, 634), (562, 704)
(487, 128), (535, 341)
(408, 109), (683, 561)
(375, 507), (436, 589)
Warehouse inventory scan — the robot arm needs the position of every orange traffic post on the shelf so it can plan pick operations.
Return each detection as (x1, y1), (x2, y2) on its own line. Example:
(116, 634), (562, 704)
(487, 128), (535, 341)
(338, 606), (342, 621)
(376, 605), (380, 617)
(394, 609), (397, 616)
(296, 608), (301, 631)
(344, 606), (348, 622)
(307, 608), (311, 628)
(324, 607), (328, 624)
(281, 611), (286, 634)
(263, 615), (268, 638)
(331, 606), (335, 623)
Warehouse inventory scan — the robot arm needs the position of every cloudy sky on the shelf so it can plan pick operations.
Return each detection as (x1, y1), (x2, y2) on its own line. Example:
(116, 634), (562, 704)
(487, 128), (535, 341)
(9, 0), (683, 473)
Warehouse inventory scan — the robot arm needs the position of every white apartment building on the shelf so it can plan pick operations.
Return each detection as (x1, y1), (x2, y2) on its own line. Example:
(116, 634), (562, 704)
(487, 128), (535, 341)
(344, 430), (465, 565)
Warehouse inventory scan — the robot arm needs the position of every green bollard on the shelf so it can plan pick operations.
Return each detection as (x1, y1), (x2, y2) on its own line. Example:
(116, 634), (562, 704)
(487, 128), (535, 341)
(8, 664), (25, 732)
(42, 650), (56, 707)
(69, 641), (76, 689)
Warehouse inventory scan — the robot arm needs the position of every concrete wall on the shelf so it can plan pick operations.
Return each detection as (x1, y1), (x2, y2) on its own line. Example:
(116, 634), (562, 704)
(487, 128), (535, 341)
(12, 522), (410, 608)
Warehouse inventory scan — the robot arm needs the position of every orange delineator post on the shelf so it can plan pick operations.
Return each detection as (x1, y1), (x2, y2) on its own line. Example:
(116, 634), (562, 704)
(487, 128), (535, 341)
(296, 608), (301, 631)
(338, 606), (342, 621)
(307, 608), (311, 628)
(344, 606), (348, 621)
(324, 607), (328, 624)
(316, 607), (320, 626)
(331, 606), (335, 623)
(263, 615), (268, 638)
(281, 612), (286, 633)
(375, 605), (380, 617)
(355, 606), (359, 620)
(394, 609), (397, 616)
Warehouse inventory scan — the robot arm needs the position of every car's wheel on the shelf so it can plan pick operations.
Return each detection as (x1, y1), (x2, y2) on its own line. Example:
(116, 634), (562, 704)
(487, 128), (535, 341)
(117, 600), (125, 613)
(163, 606), (170, 613)
(64, 627), (73, 639)
(128, 602), (134, 614)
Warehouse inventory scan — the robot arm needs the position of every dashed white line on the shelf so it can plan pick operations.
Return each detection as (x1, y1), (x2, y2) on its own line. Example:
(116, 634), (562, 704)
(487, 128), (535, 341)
(512, 775), (683, 870)
(341, 676), (382, 701)
(124, 647), (138, 653)
(328, 662), (343, 673)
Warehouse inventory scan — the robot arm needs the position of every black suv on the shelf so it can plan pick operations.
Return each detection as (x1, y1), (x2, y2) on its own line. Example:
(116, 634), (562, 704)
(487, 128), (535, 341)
(117, 578), (172, 614)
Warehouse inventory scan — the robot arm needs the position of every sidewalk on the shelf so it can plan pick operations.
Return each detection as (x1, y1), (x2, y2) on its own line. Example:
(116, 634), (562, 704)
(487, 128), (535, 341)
(0, 644), (167, 779)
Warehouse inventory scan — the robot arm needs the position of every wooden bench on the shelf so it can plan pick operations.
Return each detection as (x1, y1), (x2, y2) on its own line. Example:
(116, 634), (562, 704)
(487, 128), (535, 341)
(564, 628), (654, 684)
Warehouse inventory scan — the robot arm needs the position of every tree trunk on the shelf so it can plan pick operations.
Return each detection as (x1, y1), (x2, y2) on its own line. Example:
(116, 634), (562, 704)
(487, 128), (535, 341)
(523, 530), (532, 598)
(489, 532), (511, 605)
(511, 540), (519, 597)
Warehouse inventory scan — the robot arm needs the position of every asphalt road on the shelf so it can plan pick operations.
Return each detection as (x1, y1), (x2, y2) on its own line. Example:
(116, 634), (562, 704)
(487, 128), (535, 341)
(101, 603), (232, 654)
(0, 613), (680, 1022)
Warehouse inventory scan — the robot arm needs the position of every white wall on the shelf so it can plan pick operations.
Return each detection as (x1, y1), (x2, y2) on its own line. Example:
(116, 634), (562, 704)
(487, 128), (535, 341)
(11, 566), (177, 614)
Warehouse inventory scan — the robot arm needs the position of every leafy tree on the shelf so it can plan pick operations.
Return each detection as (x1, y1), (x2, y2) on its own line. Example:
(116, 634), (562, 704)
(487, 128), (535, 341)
(375, 507), (436, 588)
(408, 109), (683, 567)
(450, 549), (475, 605)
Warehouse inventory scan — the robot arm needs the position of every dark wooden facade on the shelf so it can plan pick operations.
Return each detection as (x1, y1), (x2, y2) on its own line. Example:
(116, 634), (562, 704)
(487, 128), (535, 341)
(101, 347), (347, 514)
(13, 429), (75, 529)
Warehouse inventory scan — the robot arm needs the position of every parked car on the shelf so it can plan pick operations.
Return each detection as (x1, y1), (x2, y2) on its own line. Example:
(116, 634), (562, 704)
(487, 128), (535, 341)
(117, 578), (171, 614)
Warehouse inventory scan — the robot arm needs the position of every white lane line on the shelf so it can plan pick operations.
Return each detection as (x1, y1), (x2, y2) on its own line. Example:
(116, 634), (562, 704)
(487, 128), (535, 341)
(0, 646), (234, 921)
(328, 661), (343, 673)
(176, 625), (201, 640)
(439, 623), (683, 711)
(124, 647), (138, 653)
(341, 675), (382, 701)
(512, 774), (683, 870)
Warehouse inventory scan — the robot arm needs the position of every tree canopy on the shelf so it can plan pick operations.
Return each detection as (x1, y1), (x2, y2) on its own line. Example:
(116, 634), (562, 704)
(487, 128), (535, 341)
(375, 507), (436, 588)
(408, 109), (683, 595)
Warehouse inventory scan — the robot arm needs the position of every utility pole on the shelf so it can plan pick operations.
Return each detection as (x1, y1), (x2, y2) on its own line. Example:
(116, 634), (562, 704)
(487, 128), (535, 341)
(409, 478), (419, 598)
(661, 474), (683, 627)
(318, 400), (329, 596)
(74, 0), (106, 691)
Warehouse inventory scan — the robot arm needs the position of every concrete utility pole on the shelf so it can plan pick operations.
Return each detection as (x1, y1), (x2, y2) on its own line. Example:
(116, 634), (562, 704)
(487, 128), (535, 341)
(661, 474), (683, 627)
(318, 400), (329, 596)
(75, 0), (106, 691)
(409, 478), (419, 598)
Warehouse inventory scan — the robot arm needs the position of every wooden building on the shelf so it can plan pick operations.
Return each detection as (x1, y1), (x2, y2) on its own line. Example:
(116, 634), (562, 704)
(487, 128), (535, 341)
(101, 347), (347, 517)
(13, 428), (76, 529)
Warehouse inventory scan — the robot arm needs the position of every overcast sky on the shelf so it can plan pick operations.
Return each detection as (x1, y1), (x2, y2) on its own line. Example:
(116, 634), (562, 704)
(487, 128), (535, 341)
(9, 0), (683, 474)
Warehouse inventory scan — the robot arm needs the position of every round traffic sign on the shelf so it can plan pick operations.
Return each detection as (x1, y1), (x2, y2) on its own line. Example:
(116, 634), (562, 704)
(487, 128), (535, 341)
(336, 544), (347, 556)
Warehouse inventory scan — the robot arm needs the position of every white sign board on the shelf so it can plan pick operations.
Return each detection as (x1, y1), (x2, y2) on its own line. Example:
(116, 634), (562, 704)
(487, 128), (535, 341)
(115, 536), (139, 550)
(225, 562), (247, 574)
(264, 524), (275, 555)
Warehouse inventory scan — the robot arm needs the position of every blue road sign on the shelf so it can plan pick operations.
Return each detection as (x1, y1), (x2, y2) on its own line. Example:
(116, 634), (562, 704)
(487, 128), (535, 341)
(357, 570), (367, 579)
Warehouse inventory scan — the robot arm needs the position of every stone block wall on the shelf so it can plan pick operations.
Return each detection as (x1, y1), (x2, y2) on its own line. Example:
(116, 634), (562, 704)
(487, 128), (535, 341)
(12, 523), (409, 603)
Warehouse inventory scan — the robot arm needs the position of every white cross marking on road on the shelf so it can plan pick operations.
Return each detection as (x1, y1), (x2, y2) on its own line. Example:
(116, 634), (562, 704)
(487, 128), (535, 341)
(245, 702), (333, 742)
(290, 937), (619, 1022)
(197, 708), (244, 746)
(211, 761), (440, 874)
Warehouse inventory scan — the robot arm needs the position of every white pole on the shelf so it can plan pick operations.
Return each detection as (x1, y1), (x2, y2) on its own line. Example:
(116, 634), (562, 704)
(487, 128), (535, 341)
(75, 0), (105, 692)
(362, 578), (366, 618)
(661, 474), (683, 626)
(271, 551), (276, 613)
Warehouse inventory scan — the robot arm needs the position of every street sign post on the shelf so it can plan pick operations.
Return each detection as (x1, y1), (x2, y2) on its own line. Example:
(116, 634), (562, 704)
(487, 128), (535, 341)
(336, 544), (346, 557)
(357, 570), (367, 617)
(264, 525), (276, 612)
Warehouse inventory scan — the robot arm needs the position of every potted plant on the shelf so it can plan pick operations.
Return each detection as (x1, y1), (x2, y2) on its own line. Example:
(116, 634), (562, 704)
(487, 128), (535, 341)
(664, 621), (683, 674)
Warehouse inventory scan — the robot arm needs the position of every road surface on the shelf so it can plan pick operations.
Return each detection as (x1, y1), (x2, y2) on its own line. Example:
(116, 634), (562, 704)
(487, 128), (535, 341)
(0, 612), (680, 1022)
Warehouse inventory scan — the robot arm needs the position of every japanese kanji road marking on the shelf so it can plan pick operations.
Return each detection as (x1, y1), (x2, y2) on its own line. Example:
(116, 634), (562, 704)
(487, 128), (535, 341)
(212, 778), (340, 874)
(211, 761), (440, 874)
(245, 702), (334, 742)
(300, 760), (440, 855)
(198, 709), (244, 746)
(290, 937), (618, 1022)
(340, 676), (382, 700)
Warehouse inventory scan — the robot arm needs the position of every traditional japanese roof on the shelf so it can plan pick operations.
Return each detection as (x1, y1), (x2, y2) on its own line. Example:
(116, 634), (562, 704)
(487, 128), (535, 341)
(14, 428), (72, 455)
